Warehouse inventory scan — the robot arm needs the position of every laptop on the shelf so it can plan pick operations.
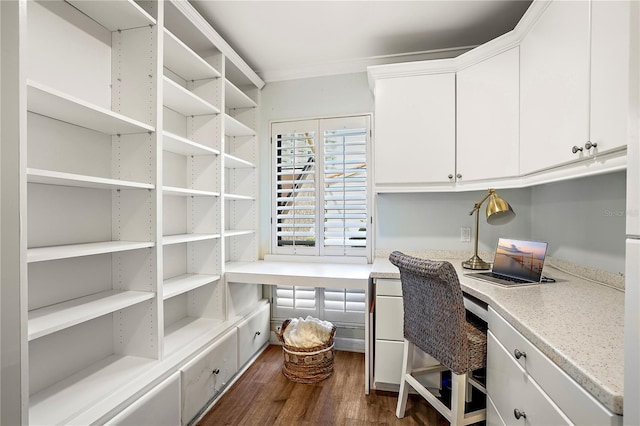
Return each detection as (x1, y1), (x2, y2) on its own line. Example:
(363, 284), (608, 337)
(467, 238), (549, 287)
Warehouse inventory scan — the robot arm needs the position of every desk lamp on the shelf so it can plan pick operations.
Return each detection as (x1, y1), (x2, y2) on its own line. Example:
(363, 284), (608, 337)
(462, 188), (516, 270)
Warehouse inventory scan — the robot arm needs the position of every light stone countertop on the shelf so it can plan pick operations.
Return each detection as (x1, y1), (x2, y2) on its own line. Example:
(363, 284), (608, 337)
(371, 255), (625, 415)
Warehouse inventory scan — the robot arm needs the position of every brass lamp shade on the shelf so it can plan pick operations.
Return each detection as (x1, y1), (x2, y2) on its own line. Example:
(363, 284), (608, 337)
(462, 189), (516, 270)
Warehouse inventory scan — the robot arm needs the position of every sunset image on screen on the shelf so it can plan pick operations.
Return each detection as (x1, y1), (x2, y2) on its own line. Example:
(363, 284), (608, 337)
(493, 238), (548, 280)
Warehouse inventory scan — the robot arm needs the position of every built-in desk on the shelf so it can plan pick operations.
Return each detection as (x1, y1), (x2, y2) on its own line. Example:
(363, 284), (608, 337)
(372, 256), (624, 424)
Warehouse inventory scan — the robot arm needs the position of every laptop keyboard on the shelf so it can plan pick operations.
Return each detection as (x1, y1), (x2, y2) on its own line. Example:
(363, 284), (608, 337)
(487, 272), (529, 284)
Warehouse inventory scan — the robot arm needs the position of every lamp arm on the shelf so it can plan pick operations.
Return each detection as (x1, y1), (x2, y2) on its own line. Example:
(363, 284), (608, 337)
(468, 188), (496, 215)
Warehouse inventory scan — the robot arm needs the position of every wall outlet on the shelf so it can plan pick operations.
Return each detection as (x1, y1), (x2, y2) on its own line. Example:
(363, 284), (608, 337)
(460, 227), (471, 242)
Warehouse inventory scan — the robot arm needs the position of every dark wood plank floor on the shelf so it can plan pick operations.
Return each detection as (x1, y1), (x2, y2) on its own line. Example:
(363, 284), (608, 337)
(197, 345), (450, 425)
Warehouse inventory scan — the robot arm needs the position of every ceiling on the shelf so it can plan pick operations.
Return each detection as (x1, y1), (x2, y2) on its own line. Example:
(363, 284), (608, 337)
(190, 1), (532, 83)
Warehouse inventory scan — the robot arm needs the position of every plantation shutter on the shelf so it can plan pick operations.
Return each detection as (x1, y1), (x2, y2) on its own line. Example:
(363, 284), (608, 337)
(273, 285), (318, 319)
(320, 117), (368, 256)
(273, 120), (318, 255)
(323, 287), (366, 324)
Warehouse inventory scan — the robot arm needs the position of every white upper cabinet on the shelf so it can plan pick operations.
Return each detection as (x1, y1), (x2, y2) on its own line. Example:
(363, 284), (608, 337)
(373, 72), (456, 186)
(519, 0), (590, 175)
(520, 0), (631, 175)
(590, 1), (631, 155)
(456, 47), (520, 182)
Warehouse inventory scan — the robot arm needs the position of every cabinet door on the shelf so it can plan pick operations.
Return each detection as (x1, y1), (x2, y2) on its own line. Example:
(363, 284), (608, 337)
(487, 331), (571, 426)
(107, 373), (181, 426)
(376, 296), (403, 341)
(237, 303), (270, 367)
(457, 47), (519, 182)
(181, 329), (238, 426)
(374, 73), (456, 185)
(590, 1), (631, 154)
(520, 0), (590, 175)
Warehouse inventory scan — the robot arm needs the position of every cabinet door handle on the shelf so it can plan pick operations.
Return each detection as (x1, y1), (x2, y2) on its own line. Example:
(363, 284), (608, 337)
(254, 331), (261, 337)
(448, 174), (454, 180)
(572, 145), (583, 154)
(456, 173), (462, 179)
(513, 349), (526, 359)
(513, 408), (526, 420)
(212, 368), (220, 375)
(585, 141), (598, 150)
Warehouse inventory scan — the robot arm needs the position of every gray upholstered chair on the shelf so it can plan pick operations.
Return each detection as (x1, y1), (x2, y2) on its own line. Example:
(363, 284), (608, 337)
(389, 251), (487, 426)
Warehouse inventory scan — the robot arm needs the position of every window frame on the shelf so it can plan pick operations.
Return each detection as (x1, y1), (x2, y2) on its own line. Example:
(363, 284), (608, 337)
(270, 114), (373, 260)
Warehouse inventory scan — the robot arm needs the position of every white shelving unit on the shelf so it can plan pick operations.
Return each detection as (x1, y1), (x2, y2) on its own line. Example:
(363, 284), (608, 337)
(1, 0), (264, 424)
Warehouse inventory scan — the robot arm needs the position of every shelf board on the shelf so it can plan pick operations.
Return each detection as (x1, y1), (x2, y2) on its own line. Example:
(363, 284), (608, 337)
(28, 290), (154, 341)
(27, 168), (153, 190)
(164, 29), (221, 81)
(164, 317), (226, 357)
(163, 186), (219, 197)
(224, 153), (255, 169)
(28, 241), (154, 263)
(66, 0), (156, 31)
(29, 354), (155, 426)
(163, 76), (220, 116)
(224, 193), (255, 201)
(162, 233), (221, 245)
(27, 80), (154, 135)
(224, 229), (255, 238)
(225, 80), (257, 109)
(163, 131), (220, 156)
(225, 114), (255, 137)
(163, 274), (221, 300)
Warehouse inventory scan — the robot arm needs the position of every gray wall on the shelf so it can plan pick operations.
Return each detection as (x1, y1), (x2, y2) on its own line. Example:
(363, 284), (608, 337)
(257, 72), (627, 274)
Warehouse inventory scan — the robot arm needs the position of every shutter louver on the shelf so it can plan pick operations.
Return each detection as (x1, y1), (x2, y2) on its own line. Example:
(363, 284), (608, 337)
(275, 130), (317, 250)
(275, 285), (316, 310)
(324, 288), (366, 313)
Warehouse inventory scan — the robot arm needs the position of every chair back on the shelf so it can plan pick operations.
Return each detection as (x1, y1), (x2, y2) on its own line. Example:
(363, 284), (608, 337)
(389, 251), (469, 374)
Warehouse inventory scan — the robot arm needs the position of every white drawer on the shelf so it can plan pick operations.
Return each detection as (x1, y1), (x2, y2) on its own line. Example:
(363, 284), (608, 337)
(376, 295), (403, 341)
(488, 331), (571, 426)
(489, 307), (620, 425)
(181, 328), (238, 426)
(374, 339), (440, 387)
(487, 395), (506, 426)
(237, 303), (270, 368)
(107, 373), (181, 426)
(376, 278), (402, 297)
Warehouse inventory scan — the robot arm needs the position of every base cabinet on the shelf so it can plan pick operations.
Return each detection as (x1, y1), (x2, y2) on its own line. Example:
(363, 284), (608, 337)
(181, 329), (239, 426)
(107, 373), (181, 426)
(237, 303), (271, 368)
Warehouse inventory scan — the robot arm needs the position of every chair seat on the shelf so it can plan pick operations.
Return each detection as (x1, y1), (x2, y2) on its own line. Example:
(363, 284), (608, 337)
(465, 315), (487, 373)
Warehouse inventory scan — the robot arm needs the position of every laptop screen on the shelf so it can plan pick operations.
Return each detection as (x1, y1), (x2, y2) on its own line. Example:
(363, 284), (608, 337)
(492, 238), (548, 282)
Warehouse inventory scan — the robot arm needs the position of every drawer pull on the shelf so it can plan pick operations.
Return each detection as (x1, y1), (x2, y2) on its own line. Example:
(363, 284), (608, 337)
(254, 331), (261, 337)
(513, 349), (527, 360)
(513, 408), (527, 420)
(212, 368), (220, 375)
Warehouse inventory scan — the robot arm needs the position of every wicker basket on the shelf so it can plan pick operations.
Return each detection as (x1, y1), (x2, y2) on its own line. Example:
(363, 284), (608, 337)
(276, 318), (337, 384)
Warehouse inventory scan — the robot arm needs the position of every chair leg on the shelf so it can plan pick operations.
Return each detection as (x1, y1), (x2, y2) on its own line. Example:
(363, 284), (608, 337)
(396, 339), (414, 419)
(450, 372), (467, 426)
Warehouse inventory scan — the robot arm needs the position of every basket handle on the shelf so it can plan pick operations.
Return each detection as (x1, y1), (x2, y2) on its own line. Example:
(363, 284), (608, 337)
(276, 318), (292, 344)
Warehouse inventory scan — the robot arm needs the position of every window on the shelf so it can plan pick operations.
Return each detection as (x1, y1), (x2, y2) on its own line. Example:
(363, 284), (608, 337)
(271, 115), (371, 324)
(272, 116), (370, 257)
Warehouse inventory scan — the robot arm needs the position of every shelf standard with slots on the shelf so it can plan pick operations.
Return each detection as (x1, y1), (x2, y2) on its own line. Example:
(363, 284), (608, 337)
(164, 29), (221, 81)
(225, 80), (257, 109)
(223, 193), (255, 201)
(163, 76), (220, 116)
(27, 81), (155, 135)
(29, 354), (156, 426)
(163, 274), (221, 300)
(163, 131), (220, 156)
(224, 230), (255, 238)
(28, 290), (155, 341)
(162, 186), (220, 197)
(27, 168), (154, 191)
(27, 241), (154, 263)
(225, 113), (255, 136)
(224, 153), (255, 169)
(162, 234), (221, 245)
(66, 0), (156, 31)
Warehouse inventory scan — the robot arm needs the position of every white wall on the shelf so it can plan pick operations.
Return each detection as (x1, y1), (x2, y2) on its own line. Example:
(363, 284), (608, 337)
(257, 72), (374, 257)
